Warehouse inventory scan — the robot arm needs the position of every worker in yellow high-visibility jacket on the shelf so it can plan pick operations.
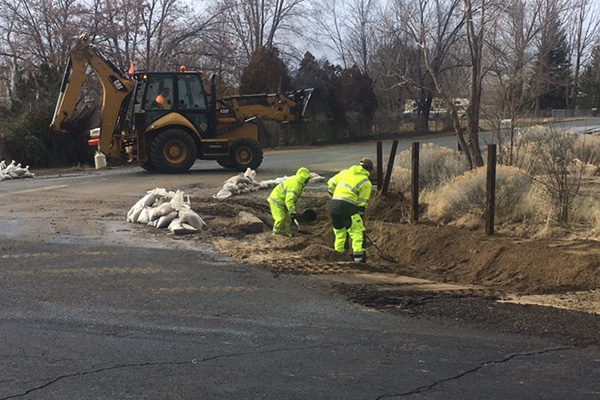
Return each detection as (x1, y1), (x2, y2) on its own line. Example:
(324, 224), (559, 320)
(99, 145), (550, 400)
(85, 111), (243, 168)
(267, 167), (311, 237)
(328, 158), (373, 262)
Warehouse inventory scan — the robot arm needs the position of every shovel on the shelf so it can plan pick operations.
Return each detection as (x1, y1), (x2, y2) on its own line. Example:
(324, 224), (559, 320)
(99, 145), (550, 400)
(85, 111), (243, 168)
(293, 218), (309, 234)
(364, 231), (397, 263)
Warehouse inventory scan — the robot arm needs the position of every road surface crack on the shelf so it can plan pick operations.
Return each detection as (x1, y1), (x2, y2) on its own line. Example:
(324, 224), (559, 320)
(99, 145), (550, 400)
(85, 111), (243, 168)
(0, 345), (324, 399)
(374, 346), (572, 399)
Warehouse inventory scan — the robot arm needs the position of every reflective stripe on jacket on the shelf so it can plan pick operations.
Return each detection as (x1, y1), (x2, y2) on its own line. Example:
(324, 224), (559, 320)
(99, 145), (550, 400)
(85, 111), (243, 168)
(328, 165), (372, 208)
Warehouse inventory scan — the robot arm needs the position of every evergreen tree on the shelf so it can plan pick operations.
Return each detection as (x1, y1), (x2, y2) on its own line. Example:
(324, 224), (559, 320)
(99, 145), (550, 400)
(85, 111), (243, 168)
(11, 64), (62, 113)
(0, 64), (92, 167)
(339, 65), (377, 122)
(240, 47), (291, 94)
(531, 17), (571, 110)
(294, 52), (344, 120)
(577, 45), (600, 109)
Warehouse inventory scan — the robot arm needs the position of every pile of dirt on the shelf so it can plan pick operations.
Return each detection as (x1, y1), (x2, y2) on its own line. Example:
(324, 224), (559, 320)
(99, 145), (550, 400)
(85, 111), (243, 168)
(194, 189), (600, 309)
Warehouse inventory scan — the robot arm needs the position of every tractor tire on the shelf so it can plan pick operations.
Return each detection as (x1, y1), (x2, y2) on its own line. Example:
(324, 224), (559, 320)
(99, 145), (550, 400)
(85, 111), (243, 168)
(149, 129), (197, 173)
(140, 160), (157, 172)
(230, 138), (263, 171)
(216, 157), (234, 169)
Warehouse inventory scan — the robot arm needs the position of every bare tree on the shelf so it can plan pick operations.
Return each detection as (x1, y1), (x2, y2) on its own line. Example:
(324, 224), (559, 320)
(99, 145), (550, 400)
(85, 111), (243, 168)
(524, 127), (584, 224)
(0, 0), (84, 68)
(485, 0), (560, 165)
(344, 0), (378, 75)
(312, 0), (380, 75)
(85, 0), (145, 69)
(566, 0), (600, 109)
(313, 0), (349, 67)
(217, 0), (309, 64)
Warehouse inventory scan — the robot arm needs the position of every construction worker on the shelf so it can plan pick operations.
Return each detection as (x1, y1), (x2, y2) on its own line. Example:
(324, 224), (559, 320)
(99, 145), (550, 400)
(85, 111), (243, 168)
(328, 158), (374, 262)
(267, 167), (312, 237)
(156, 87), (171, 110)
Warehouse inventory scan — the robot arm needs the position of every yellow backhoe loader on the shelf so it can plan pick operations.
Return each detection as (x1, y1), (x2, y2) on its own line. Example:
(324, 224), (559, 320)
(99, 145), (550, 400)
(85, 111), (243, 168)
(51, 34), (315, 173)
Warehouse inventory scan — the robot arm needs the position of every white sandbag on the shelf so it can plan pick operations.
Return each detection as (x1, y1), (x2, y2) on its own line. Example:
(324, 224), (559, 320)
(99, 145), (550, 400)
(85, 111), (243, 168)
(258, 176), (288, 189)
(137, 207), (151, 224)
(136, 192), (156, 208)
(225, 174), (245, 185)
(156, 211), (178, 228)
(128, 188), (175, 222)
(214, 169), (263, 198)
(168, 218), (198, 235)
(127, 205), (143, 223)
(214, 188), (233, 199)
(148, 202), (173, 221)
(170, 190), (188, 211)
(178, 209), (207, 230)
(244, 167), (256, 180)
(310, 172), (325, 182)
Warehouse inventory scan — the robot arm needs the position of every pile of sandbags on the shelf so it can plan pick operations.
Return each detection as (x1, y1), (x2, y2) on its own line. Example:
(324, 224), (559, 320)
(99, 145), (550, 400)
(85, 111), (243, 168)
(213, 169), (326, 199)
(213, 168), (262, 199)
(0, 160), (35, 181)
(127, 188), (207, 235)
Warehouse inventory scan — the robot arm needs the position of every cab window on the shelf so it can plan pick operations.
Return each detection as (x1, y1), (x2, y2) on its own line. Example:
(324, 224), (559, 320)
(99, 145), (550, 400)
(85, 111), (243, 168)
(177, 75), (207, 110)
(145, 75), (174, 110)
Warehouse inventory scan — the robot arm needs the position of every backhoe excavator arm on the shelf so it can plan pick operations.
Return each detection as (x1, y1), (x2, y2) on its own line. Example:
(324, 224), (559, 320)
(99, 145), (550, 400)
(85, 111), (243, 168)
(217, 88), (316, 124)
(51, 34), (135, 159)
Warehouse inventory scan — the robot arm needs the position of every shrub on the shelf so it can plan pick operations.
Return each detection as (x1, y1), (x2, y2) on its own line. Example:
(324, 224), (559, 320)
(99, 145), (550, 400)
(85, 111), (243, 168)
(390, 143), (469, 194)
(424, 165), (532, 225)
(0, 106), (93, 168)
(517, 126), (584, 223)
(574, 134), (600, 167)
(571, 195), (600, 236)
(0, 63), (94, 167)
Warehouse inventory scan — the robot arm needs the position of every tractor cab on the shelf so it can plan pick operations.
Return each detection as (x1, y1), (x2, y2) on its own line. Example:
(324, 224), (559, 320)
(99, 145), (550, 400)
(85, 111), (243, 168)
(130, 72), (212, 138)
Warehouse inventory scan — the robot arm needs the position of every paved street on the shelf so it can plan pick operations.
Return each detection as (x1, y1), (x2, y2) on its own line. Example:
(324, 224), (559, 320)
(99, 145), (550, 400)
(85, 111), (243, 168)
(1, 124), (600, 399)
(2, 238), (599, 399)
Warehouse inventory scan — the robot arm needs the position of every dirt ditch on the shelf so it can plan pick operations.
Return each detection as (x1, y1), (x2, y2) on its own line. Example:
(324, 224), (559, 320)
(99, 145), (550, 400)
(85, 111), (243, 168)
(194, 190), (599, 293)
(185, 187), (600, 344)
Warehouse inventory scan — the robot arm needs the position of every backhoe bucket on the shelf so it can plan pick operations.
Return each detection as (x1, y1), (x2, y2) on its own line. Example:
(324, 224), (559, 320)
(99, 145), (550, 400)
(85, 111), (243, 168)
(298, 88), (328, 122)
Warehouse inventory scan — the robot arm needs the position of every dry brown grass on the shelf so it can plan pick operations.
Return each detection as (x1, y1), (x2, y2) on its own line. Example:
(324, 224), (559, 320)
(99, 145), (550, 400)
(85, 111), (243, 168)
(423, 165), (532, 226)
(390, 144), (469, 194)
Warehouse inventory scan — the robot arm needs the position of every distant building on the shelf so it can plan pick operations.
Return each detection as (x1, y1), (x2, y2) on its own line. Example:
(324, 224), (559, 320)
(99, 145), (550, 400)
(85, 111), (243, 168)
(404, 98), (468, 117)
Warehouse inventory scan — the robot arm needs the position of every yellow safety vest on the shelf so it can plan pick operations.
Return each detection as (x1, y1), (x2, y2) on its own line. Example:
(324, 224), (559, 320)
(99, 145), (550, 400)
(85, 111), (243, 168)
(328, 165), (372, 209)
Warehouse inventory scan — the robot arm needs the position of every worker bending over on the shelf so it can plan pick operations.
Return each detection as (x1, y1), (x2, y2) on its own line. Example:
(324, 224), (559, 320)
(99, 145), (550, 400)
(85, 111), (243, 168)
(328, 158), (373, 262)
(268, 167), (311, 237)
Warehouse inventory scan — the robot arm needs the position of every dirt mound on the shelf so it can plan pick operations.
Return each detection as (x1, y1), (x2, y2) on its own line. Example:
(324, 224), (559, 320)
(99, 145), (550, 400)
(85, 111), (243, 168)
(368, 222), (600, 294)
(196, 190), (600, 297)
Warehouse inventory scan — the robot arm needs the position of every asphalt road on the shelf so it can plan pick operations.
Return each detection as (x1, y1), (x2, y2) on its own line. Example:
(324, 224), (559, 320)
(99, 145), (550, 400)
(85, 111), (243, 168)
(1, 123), (600, 399)
(262, 117), (600, 176)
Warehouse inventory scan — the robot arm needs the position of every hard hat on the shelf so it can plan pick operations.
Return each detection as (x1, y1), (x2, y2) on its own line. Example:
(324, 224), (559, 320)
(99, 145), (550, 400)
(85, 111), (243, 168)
(359, 157), (374, 172)
(296, 167), (311, 182)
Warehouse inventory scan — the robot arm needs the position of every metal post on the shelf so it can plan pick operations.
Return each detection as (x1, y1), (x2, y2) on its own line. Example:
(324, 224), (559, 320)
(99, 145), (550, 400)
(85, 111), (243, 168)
(486, 144), (497, 236)
(382, 140), (398, 196)
(411, 142), (419, 224)
(377, 141), (383, 191)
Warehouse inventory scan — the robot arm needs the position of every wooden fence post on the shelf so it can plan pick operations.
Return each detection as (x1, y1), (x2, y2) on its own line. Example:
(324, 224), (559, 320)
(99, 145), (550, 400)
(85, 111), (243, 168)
(382, 140), (398, 196)
(377, 141), (383, 191)
(486, 144), (497, 236)
(411, 142), (419, 224)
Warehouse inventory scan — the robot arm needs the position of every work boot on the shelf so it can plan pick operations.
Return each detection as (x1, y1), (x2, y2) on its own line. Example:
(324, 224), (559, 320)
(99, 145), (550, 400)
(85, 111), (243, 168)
(352, 251), (366, 263)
